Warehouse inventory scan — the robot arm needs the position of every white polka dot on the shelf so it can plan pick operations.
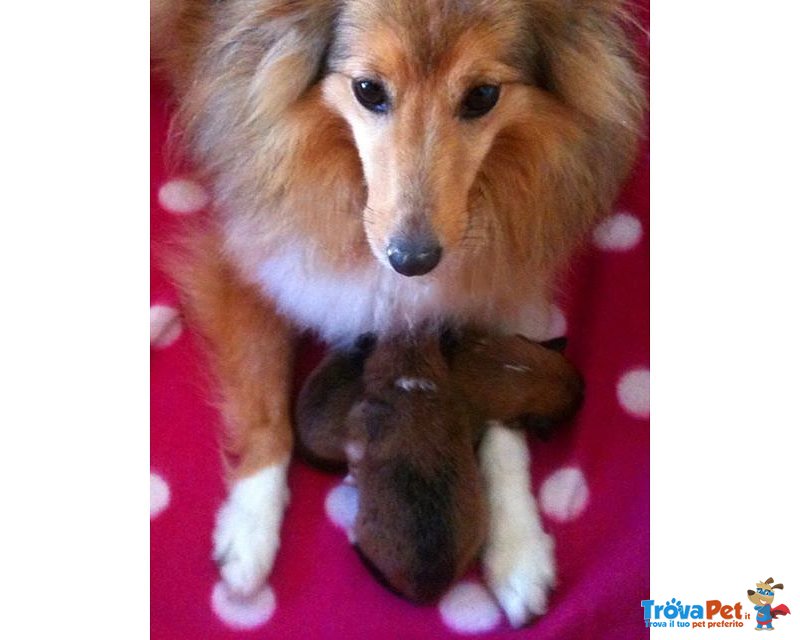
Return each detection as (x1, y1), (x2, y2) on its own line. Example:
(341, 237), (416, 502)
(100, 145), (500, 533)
(158, 178), (210, 214)
(211, 581), (276, 630)
(617, 367), (650, 418)
(150, 472), (170, 519)
(592, 212), (643, 251)
(539, 467), (589, 522)
(546, 304), (567, 339)
(324, 482), (359, 532)
(439, 581), (502, 634)
(150, 304), (182, 348)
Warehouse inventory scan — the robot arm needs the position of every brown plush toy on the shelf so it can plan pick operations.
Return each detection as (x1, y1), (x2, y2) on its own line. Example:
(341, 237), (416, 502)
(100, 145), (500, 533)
(294, 329), (583, 604)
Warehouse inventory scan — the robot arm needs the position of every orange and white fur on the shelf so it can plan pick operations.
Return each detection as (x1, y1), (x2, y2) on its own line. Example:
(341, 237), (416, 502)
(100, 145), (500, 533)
(153, 0), (644, 626)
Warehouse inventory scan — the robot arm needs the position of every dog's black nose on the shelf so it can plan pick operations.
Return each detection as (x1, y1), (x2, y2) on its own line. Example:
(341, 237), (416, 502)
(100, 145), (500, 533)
(386, 238), (442, 276)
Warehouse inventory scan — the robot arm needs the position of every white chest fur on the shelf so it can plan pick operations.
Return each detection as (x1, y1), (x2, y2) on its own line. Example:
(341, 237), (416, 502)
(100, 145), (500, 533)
(257, 240), (556, 345)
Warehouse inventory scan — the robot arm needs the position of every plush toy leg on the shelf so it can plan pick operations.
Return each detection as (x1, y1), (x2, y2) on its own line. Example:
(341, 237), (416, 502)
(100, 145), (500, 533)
(480, 423), (556, 627)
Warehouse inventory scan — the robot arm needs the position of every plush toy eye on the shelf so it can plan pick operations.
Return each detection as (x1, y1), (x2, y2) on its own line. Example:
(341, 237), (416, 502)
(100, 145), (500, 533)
(352, 79), (390, 113)
(460, 84), (500, 119)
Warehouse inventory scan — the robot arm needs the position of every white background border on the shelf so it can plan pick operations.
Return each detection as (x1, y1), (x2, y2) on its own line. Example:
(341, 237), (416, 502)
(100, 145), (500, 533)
(1, 2), (148, 639)
(652, 0), (799, 637)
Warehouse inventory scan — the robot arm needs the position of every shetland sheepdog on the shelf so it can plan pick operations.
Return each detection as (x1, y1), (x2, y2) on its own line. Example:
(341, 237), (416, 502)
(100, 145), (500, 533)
(152, 0), (644, 625)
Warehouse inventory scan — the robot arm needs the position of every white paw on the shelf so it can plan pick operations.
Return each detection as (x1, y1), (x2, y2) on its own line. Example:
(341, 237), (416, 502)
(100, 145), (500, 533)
(213, 463), (290, 597)
(478, 424), (556, 628)
(483, 530), (556, 628)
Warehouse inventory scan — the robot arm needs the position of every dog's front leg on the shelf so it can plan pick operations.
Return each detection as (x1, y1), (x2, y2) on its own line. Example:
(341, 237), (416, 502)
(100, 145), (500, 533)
(211, 293), (294, 597)
(177, 245), (295, 597)
(480, 422), (556, 627)
(210, 290), (294, 597)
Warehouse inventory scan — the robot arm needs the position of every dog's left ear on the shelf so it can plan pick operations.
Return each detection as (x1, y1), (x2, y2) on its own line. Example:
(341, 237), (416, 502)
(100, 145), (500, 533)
(527, 0), (646, 203)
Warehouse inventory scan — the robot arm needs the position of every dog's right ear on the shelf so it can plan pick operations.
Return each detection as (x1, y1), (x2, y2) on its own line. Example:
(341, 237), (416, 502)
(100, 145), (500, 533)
(240, 1), (339, 119)
(524, 0), (645, 220)
(178, 0), (339, 159)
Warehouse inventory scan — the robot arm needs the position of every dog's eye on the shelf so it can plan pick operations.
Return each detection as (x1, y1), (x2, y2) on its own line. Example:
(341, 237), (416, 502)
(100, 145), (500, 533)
(352, 79), (390, 114)
(460, 85), (500, 119)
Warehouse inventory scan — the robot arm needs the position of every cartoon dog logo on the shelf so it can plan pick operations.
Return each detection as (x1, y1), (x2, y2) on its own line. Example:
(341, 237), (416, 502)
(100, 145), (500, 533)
(747, 578), (791, 630)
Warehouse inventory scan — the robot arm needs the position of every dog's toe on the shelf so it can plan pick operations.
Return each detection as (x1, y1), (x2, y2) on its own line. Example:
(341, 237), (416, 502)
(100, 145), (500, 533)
(484, 531), (556, 628)
(218, 551), (268, 598)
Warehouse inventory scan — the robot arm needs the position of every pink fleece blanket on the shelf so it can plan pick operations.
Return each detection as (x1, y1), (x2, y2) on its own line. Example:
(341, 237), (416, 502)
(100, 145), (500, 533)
(150, 34), (649, 640)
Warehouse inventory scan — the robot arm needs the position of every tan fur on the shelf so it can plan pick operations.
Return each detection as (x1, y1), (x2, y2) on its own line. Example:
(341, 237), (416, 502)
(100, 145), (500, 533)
(153, 0), (645, 586)
(161, 0), (644, 307)
(166, 228), (295, 479)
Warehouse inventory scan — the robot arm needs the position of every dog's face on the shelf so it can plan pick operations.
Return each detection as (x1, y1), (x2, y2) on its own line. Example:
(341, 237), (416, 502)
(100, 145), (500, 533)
(316, 0), (640, 276)
(747, 580), (784, 606)
(323, 4), (537, 276)
(181, 0), (644, 293)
